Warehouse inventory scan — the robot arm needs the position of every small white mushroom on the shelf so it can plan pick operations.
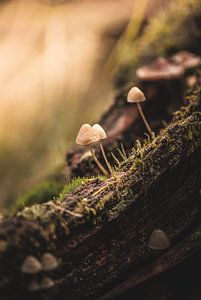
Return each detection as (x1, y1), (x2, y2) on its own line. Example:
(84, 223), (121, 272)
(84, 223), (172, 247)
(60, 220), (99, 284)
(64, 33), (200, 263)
(92, 124), (107, 139)
(41, 253), (59, 271)
(148, 229), (170, 250)
(127, 87), (146, 103)
(21, 255), (42, 274)
(40, 277), (55, 289)
(29, 281), (40, 292)
(127, 87), (154, 139)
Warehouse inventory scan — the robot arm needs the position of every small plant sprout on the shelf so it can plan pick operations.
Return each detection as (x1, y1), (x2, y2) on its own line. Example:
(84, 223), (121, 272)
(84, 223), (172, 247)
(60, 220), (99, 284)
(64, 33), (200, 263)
(148, 229), (170, 250)
(76, 124), (109, 177)
(41, 253), (59, 271)
(127, 87), (154, 139)
(21, 255), (42, 274)
(92, 124), (116, 177)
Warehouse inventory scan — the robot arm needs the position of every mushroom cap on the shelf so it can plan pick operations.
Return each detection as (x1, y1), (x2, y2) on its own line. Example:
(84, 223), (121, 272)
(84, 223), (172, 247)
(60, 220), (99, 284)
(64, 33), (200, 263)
(29, 281), (40, 292)
(76, 124), (100, 145)
(41, 253), (59, 271)
(40, 277), (55, 289)
(21, 255), (42, 274)
(171, 51), (200, 69)
(127, 87), (146, 103)
(0, 240), (7, 253)
(148, 229), (170, 250)
(136, 57), (184, 81)
(92, 124), (107, 139)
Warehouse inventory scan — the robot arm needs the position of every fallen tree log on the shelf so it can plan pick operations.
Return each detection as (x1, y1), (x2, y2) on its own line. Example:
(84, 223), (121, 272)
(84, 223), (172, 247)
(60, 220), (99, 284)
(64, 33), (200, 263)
(0, 83), (201, 299)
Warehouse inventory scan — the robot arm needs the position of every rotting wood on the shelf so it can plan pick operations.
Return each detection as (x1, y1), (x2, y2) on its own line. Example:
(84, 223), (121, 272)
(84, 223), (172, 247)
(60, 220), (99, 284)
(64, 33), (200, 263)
(0, 83), (201, 299)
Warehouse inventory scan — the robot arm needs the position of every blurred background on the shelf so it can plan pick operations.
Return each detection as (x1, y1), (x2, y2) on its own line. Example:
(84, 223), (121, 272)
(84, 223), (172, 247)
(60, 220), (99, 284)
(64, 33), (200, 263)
(0, 0), (170, 209)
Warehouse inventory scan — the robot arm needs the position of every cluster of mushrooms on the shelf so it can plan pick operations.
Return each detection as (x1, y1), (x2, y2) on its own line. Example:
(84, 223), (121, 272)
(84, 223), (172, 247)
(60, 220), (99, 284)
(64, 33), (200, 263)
(21, 252), (59, 291)
(76, 51), (201, 178)
(76, 86), (152, 178)
(74, 51), (201, 251)
(18, 51), (200, 293)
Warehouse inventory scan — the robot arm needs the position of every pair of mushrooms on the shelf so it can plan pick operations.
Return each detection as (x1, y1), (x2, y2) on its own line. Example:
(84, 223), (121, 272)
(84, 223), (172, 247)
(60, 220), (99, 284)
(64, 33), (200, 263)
(76, 87), (152, 177)
(76, 123), (114, 178)
(21, 252), (59, 274)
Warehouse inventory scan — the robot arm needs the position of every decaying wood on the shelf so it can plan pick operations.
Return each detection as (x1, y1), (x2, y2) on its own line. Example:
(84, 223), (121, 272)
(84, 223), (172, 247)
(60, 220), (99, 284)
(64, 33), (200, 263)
(0, 82), (201, 299)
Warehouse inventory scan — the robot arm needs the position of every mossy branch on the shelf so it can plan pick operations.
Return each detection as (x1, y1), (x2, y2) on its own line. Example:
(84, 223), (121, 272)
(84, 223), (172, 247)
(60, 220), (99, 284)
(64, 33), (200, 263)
(0, 86), (201, 299)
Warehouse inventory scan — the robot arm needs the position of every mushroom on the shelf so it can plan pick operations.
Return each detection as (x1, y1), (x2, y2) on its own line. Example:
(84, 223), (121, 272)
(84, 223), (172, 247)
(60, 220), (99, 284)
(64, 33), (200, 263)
(40, 277), (55, 289)
(148, 229), (170, 250)
(29, 281), (40, 292)
(171, 51), (200, 70)
(92, 124), (115, 177)
(21, 255), (42, 274)
(136, 57), (184, 81)
(186, 75), (197, 88)
(0, 240), (7, 253)
(127, 87), (154, 138)
(41, 253), (59, 271)
(76, 124), (109, 177)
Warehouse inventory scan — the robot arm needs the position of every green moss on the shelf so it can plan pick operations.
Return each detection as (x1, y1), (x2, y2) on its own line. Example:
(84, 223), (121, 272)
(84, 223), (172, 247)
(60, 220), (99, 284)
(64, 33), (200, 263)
(10, 179), (63, 214)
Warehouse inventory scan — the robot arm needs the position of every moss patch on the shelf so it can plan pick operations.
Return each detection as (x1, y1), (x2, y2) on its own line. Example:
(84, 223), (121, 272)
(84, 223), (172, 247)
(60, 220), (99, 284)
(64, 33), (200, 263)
(10, 179), (64, 214)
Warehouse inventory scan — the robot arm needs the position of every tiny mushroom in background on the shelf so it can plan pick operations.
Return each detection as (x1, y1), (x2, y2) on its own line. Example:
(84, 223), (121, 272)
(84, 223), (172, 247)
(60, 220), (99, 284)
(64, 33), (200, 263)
(92, 124), (115, 177)
(136, 57), (184, 81)
(186, 75), (197, 88)
(40, 277), (55, 290)
(41, 253), (59, 271)
(21, 255), (42, 274)
(29, 281), (40, 292)
(148, 229), (170, 250)
(127, 87), (154, 138)
(76, 124), (109, 177)
(171, 50), (200, 70)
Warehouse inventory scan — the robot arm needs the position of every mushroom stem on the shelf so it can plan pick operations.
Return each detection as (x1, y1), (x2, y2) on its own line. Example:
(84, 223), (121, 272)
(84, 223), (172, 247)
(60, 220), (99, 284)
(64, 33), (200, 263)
(99, 141), (116, 178)
(89, 146), (109, 177)
(136, 102), (154, 139)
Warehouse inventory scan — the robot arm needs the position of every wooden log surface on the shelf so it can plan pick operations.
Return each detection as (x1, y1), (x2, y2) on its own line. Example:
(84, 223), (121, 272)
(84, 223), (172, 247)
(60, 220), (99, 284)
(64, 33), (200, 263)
(0, 83), (201, 299)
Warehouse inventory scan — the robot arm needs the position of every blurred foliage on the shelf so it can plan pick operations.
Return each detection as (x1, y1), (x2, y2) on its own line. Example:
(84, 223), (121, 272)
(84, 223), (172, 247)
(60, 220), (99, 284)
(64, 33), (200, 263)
(9, 164), (68, 214)
(0, 0), (126, 209)
(1, 0), (200, 212)
(114, 0), (201, 90)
